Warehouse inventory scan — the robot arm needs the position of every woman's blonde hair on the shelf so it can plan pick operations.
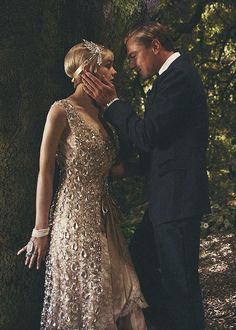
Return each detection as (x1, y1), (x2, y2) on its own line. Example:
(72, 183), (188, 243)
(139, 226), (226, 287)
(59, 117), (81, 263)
(64, 42), (112, 87)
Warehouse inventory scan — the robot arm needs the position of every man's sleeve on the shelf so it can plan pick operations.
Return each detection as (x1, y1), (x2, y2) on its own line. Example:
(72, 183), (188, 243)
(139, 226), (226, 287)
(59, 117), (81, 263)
(104, 69), (193, 152)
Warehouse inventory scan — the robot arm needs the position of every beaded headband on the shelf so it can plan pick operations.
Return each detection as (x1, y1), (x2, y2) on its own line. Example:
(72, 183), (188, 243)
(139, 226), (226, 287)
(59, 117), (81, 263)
(72, 39), (104, 83)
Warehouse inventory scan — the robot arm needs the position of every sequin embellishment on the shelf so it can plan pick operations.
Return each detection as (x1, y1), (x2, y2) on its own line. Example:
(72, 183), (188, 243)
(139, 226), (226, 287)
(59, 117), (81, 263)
(40, 100), (147, 330)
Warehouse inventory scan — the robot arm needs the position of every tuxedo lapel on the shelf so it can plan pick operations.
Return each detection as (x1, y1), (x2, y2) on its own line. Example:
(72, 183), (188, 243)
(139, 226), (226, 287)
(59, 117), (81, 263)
(145, 77), (159, 111)
(145, 54), (189, 112)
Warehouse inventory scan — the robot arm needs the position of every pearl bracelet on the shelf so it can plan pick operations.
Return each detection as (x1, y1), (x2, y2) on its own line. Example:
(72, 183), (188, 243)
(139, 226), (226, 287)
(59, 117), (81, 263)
(32, 227), (49, 238)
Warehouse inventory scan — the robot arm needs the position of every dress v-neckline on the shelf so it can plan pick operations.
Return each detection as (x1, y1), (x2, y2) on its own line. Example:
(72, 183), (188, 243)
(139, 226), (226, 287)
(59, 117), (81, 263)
(63, 99), (110, 142)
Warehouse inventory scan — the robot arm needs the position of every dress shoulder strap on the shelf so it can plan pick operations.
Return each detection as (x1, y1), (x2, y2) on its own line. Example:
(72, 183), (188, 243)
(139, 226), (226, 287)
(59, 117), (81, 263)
(54, 99), (83, 132)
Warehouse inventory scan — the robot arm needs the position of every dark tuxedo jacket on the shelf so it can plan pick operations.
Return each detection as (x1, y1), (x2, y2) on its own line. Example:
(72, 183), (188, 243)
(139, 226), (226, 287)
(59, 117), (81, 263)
(105, 54), (211, 225)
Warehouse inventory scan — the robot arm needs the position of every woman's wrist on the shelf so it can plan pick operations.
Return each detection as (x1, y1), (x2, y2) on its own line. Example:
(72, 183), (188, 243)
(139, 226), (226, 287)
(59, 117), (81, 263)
(32, 227), (50, 238)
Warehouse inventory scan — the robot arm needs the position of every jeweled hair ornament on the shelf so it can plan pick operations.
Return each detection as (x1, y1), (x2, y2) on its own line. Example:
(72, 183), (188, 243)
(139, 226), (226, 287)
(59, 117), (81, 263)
(71, 39), (104, 83)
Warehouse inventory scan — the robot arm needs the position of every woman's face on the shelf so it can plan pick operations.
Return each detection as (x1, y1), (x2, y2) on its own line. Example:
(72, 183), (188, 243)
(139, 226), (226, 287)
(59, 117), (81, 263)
(96, 52), (117, 82)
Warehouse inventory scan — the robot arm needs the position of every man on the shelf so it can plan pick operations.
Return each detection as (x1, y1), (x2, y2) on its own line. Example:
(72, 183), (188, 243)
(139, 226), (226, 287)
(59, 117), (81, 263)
(82, 22), (210, 330)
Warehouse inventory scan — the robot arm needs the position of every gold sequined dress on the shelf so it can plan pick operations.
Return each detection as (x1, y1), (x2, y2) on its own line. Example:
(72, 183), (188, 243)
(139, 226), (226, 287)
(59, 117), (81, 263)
(40, 100), (147, 330)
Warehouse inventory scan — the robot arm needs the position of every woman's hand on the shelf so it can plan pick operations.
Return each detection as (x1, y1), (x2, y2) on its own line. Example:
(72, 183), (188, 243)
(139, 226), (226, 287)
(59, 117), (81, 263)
(17, 236), (50, 270)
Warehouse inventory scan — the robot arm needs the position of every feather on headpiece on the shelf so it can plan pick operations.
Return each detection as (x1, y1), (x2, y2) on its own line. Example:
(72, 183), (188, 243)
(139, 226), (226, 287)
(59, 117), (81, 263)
(72, 39), (104, 82)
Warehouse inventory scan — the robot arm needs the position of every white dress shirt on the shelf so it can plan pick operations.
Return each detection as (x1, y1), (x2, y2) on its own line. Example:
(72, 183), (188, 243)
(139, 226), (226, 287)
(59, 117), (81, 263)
(158, 52), (181, 75)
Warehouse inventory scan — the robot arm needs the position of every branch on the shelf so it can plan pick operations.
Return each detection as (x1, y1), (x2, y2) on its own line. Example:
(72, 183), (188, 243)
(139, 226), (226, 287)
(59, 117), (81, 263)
(198, 59), (236, 74)
(175, 0), (219, 35)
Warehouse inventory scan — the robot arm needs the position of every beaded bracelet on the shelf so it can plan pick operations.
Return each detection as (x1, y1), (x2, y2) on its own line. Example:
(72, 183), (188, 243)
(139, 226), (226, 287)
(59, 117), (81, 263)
(32, 228), (49, 238)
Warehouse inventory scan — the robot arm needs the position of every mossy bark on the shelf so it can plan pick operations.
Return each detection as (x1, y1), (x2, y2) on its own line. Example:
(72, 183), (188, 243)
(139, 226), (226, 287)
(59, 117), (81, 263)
(0, 1), (144, 329)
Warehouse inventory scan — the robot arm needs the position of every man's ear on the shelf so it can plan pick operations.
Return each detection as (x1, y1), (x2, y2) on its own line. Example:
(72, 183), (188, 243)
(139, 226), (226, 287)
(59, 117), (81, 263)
(151, 39), (161, 54)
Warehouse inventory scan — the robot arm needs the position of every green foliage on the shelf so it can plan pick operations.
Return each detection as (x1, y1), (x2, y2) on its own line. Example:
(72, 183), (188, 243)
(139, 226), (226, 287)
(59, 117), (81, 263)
(111, 0), (142, 17)
(165, 1), (236, 234)
(201, 204), (236, 236)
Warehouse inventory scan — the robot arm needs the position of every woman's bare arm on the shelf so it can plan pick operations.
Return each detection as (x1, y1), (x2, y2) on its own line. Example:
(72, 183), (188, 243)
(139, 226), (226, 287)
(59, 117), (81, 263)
(17, 103), (67, 269)
(35, 104), (67, 229)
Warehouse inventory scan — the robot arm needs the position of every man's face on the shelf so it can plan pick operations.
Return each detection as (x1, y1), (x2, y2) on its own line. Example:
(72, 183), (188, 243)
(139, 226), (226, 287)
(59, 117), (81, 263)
(126, 37), (159, 80)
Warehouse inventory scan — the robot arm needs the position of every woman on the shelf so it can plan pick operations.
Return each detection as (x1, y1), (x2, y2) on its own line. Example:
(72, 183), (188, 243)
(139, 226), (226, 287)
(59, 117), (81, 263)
(17, 40), (147, 330)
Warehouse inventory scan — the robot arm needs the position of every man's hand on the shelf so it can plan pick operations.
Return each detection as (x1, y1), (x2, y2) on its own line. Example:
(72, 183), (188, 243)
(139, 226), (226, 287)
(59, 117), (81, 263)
(82, 71), (117, 108)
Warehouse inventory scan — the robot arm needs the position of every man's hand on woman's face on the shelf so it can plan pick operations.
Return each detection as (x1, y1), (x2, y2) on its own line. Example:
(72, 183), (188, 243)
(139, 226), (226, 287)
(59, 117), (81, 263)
(82, 71), (117, 108)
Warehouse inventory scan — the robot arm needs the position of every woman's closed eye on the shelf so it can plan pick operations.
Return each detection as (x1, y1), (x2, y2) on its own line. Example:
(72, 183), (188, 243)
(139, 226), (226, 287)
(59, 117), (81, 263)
(104, 61), (113, 69)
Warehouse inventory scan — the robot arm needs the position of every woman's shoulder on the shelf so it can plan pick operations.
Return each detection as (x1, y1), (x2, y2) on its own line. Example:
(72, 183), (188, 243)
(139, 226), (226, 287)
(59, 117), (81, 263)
(50, 99), (86, 130)
(49, 98), (77, 115)
(47, 99), (68, 123)
(52, 98), (85, 114)
(50, 99), (68, 110)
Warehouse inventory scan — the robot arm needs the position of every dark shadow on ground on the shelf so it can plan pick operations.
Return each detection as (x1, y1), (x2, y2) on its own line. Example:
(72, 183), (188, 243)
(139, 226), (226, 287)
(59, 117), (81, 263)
(200, 229), (236, 329)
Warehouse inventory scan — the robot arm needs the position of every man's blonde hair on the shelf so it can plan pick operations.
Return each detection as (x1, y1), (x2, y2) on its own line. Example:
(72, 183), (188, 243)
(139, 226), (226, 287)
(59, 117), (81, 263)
(125, 22), (174, 51)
